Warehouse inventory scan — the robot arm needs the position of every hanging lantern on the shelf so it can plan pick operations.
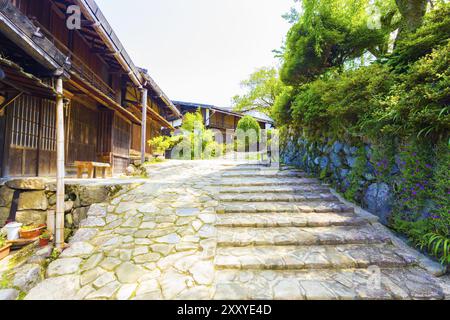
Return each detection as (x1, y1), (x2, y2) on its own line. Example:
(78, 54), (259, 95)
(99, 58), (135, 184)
(0, 95), (5, 106)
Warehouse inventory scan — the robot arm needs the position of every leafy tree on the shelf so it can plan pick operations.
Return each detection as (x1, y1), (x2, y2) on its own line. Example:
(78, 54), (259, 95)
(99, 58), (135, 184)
(174, 110), (224, 159)
(388, 2), (450, 70)
(232, 67), (284, 116)
(236, 115), (261, 151)
(280, 0), (400, 85)
(237, 115), (261, 136)
(282, 0), (301, 24)
(394, 0), (428, 43)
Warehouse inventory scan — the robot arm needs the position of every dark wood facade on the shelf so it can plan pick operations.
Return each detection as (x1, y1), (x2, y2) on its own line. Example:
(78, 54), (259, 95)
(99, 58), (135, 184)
(0, 0), (180, 178)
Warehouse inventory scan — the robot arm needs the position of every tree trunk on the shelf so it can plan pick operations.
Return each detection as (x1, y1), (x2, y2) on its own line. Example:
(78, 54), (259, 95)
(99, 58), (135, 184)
(395, 0), (428, 43)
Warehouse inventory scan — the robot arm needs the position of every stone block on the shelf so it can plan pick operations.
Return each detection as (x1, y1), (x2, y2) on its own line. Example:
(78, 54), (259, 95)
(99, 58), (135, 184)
(0, 207), (10, 225)
(0, 186), (14, 207)
(6, 178), (45, 190)
(73, 207), (89, 227)
(18, 191), (48, 211)
(364, 183), (392, 225)
(78, 186), (109, 206)
(16, 210), (47, 225)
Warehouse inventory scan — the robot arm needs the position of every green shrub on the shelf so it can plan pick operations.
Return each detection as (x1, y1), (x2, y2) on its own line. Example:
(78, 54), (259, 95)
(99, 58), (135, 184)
(148, 136), (172, 155)
(0, 234), (6, 248)
(390, 141), (450, 265)
(173, 110), (225, 159)
(237, 115), (261, 136)
(384, 42), (450, 140)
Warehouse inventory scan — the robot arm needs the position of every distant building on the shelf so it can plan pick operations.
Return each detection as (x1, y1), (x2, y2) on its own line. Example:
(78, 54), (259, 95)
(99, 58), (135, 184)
(170, 101), (274, 136)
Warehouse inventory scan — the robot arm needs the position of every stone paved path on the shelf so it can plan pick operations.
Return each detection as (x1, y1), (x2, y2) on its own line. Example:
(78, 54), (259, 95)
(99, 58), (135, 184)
(25, 160), (448, 300)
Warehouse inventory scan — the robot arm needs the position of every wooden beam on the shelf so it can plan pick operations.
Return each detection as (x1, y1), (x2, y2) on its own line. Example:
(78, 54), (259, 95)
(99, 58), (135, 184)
(69, 75), (141, 124)
(55, 77), (65, 249)
(0, 91), (22, 115)
(141, 88), (148, 164)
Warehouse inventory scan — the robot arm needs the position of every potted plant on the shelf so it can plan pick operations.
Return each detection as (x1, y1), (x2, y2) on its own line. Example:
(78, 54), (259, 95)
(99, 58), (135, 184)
(0, 234), (12, 261)
(39, 231), (51, 247)
(19, 224), (46, 240)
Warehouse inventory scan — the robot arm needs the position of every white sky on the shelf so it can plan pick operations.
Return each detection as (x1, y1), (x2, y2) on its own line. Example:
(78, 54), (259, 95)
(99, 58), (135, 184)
(95, 0), (293, 108)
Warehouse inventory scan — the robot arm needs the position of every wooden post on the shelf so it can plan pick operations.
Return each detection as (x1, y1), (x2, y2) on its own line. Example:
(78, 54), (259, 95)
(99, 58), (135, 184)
(140, 88), (148, 164)
(55, 77), (65, 249)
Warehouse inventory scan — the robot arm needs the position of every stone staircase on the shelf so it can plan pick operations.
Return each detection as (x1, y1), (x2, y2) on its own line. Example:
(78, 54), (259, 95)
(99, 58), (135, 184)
(212, 164), (446, 300)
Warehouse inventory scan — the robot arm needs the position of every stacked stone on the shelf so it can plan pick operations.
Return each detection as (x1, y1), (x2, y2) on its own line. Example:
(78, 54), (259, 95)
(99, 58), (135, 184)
(0, 178), (137, 239)
(282, 138), (394, 224)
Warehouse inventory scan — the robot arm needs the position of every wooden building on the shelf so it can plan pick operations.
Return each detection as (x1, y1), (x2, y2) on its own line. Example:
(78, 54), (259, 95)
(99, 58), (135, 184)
(0, 0), (181, 178)
(171, 101), (274, 137)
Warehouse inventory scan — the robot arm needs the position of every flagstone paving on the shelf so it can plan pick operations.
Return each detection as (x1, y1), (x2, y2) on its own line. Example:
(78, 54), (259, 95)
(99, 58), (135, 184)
(25, 160), (449, 300)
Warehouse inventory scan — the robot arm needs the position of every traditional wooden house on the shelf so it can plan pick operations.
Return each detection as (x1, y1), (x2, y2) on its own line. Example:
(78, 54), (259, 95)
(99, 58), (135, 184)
(0, 0), (181, 179)
(171, 101), (274, 138)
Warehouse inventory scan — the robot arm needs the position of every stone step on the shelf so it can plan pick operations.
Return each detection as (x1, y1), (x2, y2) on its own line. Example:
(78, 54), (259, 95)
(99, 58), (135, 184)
(213, 268), (446, 300)
(215, 212), (369, 228)
(219, 193), (338, 203)
(221, 171), (306, 178)
(213, 178), (322, 187)
(217, 185), (331, 194)
(217, 202), (355, 214)
(215, 244), (416, 270)
(224, 167), (301, 172)
(216, 226), (391, 247)
(223, 165), (271, 171)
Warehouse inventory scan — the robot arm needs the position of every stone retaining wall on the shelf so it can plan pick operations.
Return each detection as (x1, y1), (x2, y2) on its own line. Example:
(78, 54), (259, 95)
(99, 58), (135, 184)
(0, 178), (139, 239)
(282, 136), (397, 225)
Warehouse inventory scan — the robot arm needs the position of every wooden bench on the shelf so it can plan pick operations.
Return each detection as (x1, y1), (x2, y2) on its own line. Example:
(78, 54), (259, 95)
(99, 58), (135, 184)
(75, 161), (112, 179)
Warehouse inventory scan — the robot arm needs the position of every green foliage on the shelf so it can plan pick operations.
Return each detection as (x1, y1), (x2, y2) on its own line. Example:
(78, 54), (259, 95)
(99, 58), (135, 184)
(174, 110), (225, 159)
(237, 116), (261, 136)
(181, 110), (204, 132)
(0, 234), (6, 248)
(383, 42), (450, 140)
(390, 141), (450, 265)
(236, 116), (262, 151)
(343, 147), (367, 201)
(272, 86), (296, 126)
(286, 63), (394, 141)
(389, 2), (450, 70)
(148, 135), (181, 155)
(232, 67), (284, 116)
(281, 0), (398, 85)
(392, 142), (433, 220)
(275, 23), (450, 142)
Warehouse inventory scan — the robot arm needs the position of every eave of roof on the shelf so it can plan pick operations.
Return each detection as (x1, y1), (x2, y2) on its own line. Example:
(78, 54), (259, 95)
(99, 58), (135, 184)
(140, 69), (181, 119)
(173, 101), (274, 124)
(77, 0), (143, 87)
(0, 56), (57, 97)
(0, 0), (70, 76)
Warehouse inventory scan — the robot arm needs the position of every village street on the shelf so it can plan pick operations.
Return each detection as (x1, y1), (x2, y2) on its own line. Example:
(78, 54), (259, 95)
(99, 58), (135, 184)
(25, 160), (449, 300)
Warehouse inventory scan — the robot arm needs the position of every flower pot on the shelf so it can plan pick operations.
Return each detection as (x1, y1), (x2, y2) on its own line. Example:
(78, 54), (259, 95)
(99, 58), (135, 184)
(5, 222), (22, 241)
(39, 238), (50, 247)
(20, 226), (45, 240)
(0, 244), (12, 261)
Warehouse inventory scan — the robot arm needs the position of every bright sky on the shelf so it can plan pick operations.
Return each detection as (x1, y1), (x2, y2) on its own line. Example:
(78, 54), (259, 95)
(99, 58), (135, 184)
(95, 0), (293, 108)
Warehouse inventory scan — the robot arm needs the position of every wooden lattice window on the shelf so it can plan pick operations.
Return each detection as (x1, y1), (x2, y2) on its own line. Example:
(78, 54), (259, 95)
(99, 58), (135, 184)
(112, 115), (131, 157)
(40, 99), (56, 152)
(11, 95), (41, 149)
